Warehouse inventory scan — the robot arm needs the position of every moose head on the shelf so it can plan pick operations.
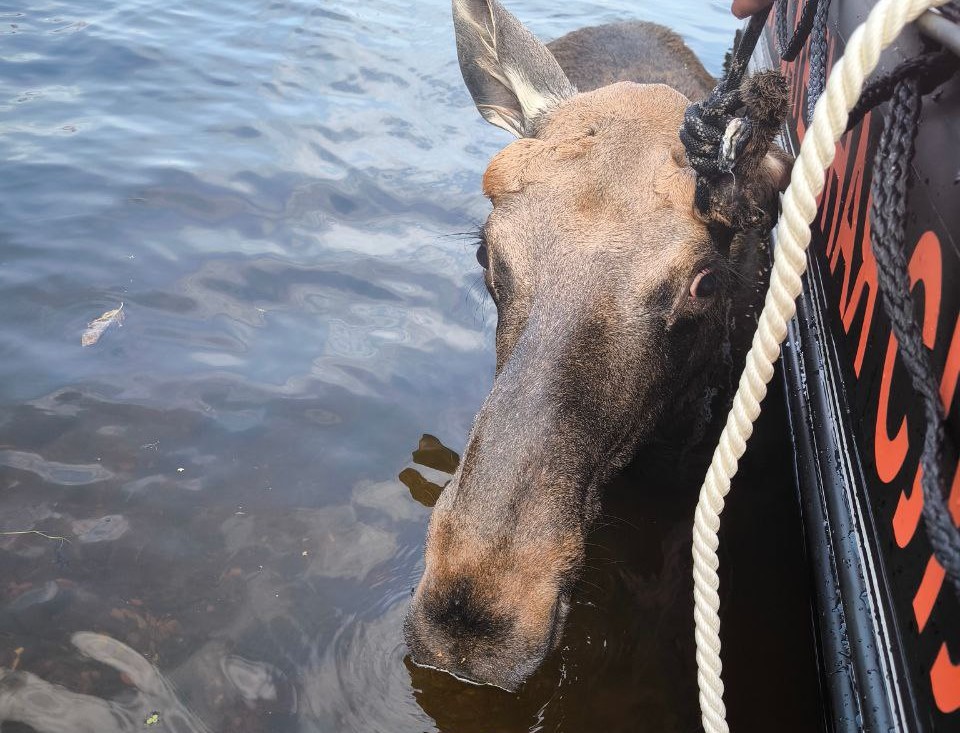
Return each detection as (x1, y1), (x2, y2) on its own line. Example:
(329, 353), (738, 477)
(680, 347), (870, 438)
(404, 0), (790, 690)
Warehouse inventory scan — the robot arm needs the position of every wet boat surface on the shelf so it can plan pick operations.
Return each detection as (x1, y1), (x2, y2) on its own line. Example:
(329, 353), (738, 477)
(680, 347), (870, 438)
(751, 0), (960, 729)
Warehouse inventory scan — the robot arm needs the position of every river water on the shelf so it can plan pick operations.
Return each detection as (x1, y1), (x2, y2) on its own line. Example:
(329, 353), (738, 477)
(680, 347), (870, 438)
(0, 1), (822, 731)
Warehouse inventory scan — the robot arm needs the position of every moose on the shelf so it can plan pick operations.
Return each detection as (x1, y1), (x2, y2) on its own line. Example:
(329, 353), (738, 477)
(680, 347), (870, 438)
(404, 0), (791, 691)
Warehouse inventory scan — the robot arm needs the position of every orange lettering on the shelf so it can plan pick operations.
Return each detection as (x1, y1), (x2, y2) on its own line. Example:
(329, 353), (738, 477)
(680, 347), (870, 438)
(827, 130), (871, 307)
(876, 335), (910, 482)
(843, 216), (878, 377)
(900, 466), (960, 622)
(817, 122), (876, 375)
(941, 316), (960, 417)
(911, 232), (942, 345)
(913, 555), (946, 633)
(932, 644), (960, 713)
(894, 468), (925, 548)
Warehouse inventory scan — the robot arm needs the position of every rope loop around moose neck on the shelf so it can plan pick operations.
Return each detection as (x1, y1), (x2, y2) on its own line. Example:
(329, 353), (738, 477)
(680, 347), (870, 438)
(685, 1), (956, 732)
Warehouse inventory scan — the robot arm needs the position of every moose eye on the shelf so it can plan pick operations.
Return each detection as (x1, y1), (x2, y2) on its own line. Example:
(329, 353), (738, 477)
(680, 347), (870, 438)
(690, 268), (718, 298)
(474, 225), (490, 269)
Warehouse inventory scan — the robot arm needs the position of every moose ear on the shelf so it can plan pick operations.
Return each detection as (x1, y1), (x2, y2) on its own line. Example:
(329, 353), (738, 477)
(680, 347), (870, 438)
(762, 146), (793, 193)
(452, 0), (576, 137)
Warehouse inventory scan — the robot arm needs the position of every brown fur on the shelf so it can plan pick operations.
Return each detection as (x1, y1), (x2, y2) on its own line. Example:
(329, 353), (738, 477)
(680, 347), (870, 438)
(547, 21), (715, 99)
(405, 0), (791, 691)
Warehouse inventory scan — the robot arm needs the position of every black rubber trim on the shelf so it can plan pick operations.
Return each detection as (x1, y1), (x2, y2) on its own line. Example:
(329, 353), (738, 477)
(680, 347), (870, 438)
(747, 20), (923, 730)
(779, 243), (924, 731)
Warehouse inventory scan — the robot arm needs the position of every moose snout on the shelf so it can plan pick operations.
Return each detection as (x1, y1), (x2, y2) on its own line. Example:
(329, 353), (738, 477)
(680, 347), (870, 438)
(403, 506), (579, 691)
(404, 570), (570, 692)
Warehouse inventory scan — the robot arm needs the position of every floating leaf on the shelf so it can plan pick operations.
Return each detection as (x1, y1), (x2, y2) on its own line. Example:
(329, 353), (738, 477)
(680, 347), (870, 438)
(81, 303), (124, 347)
(145, 712), (160, 726)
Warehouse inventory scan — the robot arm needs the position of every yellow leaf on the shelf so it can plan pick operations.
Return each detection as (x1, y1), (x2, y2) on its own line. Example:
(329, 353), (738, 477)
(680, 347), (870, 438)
(81, 303), (124, 347)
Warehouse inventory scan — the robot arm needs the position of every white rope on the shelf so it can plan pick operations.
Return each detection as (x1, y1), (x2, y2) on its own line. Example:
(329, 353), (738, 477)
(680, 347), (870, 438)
(692, 1), (951, 731)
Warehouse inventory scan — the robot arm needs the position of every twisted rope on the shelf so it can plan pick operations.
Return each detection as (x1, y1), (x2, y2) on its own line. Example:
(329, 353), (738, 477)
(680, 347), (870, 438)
(870, 76), (960, 599)
(774, 0), (833, 121)
(806, 0), (832, 122)
(776, 0), (821, 61)
(846, 49), (960, 132)
(691, 1), (953, 731)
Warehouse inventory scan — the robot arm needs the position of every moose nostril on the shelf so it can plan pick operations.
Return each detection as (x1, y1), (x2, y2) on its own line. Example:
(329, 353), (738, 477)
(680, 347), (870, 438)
(404, 584), (563, 692)
(423, 580), (512, 644)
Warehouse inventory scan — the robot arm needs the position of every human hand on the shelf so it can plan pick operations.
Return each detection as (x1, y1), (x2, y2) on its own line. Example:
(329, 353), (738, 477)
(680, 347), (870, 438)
(731, 0), (775, 19)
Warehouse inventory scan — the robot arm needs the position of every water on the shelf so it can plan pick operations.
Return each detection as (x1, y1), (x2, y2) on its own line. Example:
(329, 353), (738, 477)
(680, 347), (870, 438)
(0, 1), (822, 731)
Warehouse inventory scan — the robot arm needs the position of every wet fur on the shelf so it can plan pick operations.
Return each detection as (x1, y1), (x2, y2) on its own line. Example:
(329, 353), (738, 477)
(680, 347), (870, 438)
(406, 0), (790, 690)
(547, 21), (715, 100)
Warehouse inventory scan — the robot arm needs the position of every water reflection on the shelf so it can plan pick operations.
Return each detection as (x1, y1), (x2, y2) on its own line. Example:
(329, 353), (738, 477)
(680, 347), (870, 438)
(400, 434), (458, 508)
(0, 632), (210, 733)
(0, 393), (819, 732)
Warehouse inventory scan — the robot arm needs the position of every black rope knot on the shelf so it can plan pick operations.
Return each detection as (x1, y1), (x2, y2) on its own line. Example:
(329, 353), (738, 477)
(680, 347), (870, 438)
(680, 7), (792, 225)
(681, 0), (839, 224)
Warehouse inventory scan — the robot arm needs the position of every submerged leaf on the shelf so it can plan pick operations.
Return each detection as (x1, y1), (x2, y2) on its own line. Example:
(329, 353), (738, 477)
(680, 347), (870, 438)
(82, 303), (124, 347)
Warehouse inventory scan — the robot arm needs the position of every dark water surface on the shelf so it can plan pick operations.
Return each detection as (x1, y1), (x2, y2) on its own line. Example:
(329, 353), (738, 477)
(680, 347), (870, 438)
(0, 1), (822, 731)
